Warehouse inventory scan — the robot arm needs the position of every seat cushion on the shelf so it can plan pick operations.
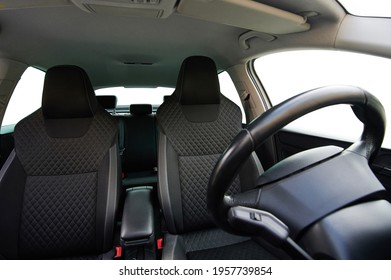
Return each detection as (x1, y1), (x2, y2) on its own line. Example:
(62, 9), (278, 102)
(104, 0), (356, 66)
(187, 240), (277, 260)
(162, 228), (277, 260)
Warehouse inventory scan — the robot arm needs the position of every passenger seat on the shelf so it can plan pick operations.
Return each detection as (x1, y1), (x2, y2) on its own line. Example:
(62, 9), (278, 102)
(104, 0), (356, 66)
(122, 104), (158, 188)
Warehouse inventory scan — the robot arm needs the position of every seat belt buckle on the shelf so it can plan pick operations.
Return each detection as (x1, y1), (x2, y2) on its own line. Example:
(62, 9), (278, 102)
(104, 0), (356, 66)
(114, 246), (122, 259)
(157, 238), (164, 250)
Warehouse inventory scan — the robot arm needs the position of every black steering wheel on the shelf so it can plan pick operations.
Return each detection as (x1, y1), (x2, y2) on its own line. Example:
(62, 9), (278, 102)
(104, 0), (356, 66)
(207, 86), (386, 241)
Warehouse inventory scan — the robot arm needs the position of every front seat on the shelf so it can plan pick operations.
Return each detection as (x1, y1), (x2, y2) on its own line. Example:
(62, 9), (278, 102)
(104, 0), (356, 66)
(157, 56), (276, 259)
(0, 65), (120, 259)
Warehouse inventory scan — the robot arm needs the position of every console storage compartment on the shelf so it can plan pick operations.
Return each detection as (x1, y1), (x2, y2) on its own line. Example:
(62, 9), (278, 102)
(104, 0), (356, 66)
(120, 186), (156, 259)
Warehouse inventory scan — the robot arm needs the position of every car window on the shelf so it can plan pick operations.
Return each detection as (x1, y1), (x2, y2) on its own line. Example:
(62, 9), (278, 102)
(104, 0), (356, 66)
(2, 67), (246, 133)
(1, 67), (45, 133)
(95, 87), (174, 106)
(219, 71), (246, 123)
(96, 71), (246, 123)
(338, 0), (391, 17)
(2, 70), (176, 132)
(254, 50), (391, 149)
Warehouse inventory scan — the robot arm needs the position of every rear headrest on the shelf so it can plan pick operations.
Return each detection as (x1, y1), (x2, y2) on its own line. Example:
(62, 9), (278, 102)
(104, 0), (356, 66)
(130, 104), (152, 116)
(42, 65), (98, 119)
(97, 95), (117, 110)
(174, 56), (220, 105)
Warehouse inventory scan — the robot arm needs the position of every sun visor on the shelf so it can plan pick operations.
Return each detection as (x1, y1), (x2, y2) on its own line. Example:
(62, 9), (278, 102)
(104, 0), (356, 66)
(177, 0), (310, 34)
(71, 0), (177, 18)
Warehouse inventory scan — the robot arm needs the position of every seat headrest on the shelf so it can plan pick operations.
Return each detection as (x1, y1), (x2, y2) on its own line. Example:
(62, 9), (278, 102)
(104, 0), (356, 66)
(42, 65), (98, 119)
(130, 104), (152, 115)
(97, 95), (117, 110)
(174, 56), (220, 105)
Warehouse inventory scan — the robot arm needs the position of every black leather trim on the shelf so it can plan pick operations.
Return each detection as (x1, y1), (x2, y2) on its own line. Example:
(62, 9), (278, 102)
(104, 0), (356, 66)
(105, 145), (120, 251)
(122, 173), (157, 188)
(158, 133), (183, 234)
(238, 152), (263, 193)
(96, 145), (119, 253)
(157, 132), (175, 232)
(166, 137), (184, 233)
(0, 150), (26, 259)
(174, 56), (220, 105)
(42, 65), (98, 119)
(130, 104), (152, 115)
(121, 187), (154, 243)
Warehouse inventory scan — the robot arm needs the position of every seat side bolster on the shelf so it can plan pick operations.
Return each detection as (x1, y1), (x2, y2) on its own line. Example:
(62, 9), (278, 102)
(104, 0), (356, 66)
(97, 144), (120, 253)
(0, 150), (27, 259)
(158, 132), (179, 233)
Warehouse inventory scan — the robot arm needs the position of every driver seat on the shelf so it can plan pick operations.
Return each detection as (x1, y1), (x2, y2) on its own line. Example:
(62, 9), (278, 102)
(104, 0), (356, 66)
(156, 56), (276, 259)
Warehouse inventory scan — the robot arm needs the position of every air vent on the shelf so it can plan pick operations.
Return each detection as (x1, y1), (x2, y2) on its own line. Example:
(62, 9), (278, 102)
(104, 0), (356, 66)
(71, 0), (175, 18)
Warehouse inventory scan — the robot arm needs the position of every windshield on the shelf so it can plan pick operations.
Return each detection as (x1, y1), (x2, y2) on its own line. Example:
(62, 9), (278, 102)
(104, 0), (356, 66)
(254, 50), (391, 148)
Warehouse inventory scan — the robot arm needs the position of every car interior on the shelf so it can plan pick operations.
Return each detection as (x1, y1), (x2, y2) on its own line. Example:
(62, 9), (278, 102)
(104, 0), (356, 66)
(0, 0), (391, 260)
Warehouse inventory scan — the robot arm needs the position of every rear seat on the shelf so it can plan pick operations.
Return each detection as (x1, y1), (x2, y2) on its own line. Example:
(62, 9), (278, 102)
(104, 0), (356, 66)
(122, 104), (158, 188)
(97, 96), (158, 188)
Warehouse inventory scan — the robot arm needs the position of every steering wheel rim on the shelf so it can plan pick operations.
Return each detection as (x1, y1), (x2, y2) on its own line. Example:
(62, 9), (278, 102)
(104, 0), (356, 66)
(207, 85), (386, 233)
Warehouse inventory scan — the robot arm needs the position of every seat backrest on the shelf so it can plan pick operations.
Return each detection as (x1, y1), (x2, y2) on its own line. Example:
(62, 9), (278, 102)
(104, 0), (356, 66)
(123, 104), (157, 175)
(157, 56), (262, 234)
(0, 65), (120, 259)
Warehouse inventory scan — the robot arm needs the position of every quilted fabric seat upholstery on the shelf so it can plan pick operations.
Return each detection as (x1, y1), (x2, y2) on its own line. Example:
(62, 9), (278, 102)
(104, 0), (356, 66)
(0, 65), (120, 259)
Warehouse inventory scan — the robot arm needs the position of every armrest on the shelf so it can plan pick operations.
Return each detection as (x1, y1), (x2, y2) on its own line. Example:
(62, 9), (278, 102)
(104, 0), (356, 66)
(120, 186), (154, 246)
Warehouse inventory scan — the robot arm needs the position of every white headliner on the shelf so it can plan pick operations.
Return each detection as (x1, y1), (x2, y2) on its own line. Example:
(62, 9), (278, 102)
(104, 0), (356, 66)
(0, 0), (389, 88)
